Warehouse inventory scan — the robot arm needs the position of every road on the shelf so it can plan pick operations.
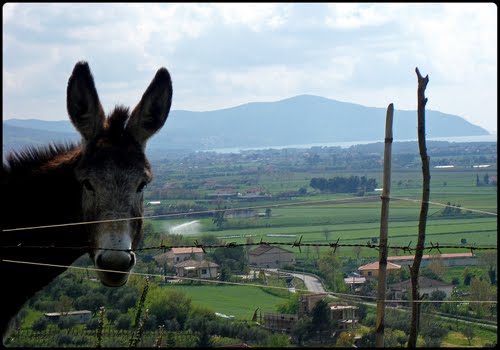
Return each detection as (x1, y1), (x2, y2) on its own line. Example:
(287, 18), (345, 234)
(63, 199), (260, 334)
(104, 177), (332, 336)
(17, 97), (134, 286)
(262, 268), (326, 293)
(288, 271), (326, 293)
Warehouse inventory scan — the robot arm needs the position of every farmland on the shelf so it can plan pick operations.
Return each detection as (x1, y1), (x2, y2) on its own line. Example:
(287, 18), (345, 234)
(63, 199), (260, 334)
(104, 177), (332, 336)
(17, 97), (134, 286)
(142, 141), (497, 261)
(6, 140), (497, 347)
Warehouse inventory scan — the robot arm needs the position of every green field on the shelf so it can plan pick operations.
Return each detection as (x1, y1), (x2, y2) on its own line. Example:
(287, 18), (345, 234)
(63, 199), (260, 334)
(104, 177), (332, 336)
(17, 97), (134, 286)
(160, 284), (287, 320)
(145, 181), (497, 260)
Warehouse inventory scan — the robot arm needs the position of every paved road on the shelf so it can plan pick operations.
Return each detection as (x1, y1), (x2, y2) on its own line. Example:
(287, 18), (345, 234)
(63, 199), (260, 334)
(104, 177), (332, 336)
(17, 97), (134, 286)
(262, 268), (326, 293)
(288, 272), (326, 293)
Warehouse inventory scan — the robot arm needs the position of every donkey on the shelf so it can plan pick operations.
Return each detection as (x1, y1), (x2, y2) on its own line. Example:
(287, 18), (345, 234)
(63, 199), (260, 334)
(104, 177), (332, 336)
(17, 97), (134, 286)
(1, 61), (172, 342)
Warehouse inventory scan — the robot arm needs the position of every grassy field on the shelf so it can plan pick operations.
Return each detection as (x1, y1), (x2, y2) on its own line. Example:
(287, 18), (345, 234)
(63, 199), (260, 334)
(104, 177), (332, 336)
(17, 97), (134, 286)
(145, 196), (497, 260)
(160, 284), (288, 320)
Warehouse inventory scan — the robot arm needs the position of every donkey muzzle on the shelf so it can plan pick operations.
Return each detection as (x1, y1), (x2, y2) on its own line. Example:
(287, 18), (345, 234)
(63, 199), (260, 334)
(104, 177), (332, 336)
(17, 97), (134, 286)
(94, 250), (136, 287)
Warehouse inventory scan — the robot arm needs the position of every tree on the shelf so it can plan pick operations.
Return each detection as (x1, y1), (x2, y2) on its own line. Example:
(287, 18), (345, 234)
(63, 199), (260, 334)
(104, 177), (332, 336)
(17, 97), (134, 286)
(429, 290), (447, 309)
(352, 245), (362, 260)
(311, 299), (333, 342)
(469, 277), (496, 317)
(423, 258), (447, 281)
(212, 199), (227, 230)
(290, 317), (312, 346)
(483, 173), (489, 185)
(265, 208), (272, 218)
(462, 326), (475, 345)
(463, 267), (473, 286)
(265, 334), (290, 347)
(277, 294), (300, 314)
(318, 250), (344, 292)
(322, 228), (331, 241)
(116, 314), (132, 330)
(335, 331), (355, 347)
(479, 251), (497, 285)
(32, 317), (48, 332)
(419, 317), (449, 347)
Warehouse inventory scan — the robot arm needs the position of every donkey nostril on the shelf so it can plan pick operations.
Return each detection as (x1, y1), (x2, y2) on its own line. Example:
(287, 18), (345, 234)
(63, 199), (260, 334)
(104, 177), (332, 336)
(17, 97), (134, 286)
(95, 251), (135, 272)
(127, 253), (136, 270)
(96, 254), (104, 268)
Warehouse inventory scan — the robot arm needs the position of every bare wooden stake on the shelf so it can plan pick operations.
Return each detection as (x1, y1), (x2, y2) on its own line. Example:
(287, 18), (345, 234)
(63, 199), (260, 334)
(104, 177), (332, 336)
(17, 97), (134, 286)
(408, 67), (430, 348)
(375, 103), (394, 347)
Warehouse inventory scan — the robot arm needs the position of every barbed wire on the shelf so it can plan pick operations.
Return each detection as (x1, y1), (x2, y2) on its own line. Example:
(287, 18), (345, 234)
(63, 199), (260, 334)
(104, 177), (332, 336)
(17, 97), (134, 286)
(2, 195), (496, 233)
(2, 259), (497, 305)
(1, 238), (497, 254)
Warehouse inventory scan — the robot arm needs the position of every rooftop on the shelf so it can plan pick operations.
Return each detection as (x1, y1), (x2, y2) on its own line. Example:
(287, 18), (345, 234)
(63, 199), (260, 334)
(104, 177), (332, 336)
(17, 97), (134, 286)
(248, 244), (294, 256)
(358, 261), (401, 271)
(387, 253), (475, 261)
(390, 276), (454, 290)
(175, 259), (219, 268)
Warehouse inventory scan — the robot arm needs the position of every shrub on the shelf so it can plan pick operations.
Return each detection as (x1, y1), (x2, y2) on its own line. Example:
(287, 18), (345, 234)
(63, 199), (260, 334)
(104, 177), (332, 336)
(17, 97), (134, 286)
(116, 314), (132, 330)
(31, 317), (48, 332)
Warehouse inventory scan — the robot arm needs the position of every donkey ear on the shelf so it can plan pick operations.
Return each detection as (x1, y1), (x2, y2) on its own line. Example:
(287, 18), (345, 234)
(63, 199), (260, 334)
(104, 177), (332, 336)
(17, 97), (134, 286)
(67, 61), (105, 142)
(127, 67), (172, 146)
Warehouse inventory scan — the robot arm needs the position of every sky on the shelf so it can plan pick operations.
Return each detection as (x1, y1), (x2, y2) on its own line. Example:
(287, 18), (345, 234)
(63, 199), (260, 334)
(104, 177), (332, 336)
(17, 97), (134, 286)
(2, 3), (498, 134)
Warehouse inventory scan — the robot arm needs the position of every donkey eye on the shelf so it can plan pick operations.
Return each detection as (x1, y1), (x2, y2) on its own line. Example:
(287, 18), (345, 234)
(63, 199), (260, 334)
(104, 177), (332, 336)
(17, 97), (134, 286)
(82, 179), (95, 192)
(137, 181), (147, 193)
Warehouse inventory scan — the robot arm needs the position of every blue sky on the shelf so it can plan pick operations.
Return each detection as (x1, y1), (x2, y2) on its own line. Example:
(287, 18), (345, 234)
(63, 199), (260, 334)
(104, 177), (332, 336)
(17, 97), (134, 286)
(2, 3), (497, 133)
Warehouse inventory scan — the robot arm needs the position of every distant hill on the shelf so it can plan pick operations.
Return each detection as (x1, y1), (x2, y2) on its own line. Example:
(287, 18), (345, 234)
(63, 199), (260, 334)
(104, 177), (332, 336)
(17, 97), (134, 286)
(3, 94), (490, 155)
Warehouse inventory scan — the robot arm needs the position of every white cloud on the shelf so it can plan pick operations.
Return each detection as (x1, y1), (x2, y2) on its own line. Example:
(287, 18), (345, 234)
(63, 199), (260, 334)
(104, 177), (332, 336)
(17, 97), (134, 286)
(2, 3), (497, 133)
(213, 3), (290, 31)
(325, 3), (403, 29)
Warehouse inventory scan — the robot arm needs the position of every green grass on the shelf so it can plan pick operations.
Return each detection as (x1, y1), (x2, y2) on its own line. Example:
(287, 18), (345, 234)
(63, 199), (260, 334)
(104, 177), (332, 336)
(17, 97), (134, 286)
(160, 284), (288, 320)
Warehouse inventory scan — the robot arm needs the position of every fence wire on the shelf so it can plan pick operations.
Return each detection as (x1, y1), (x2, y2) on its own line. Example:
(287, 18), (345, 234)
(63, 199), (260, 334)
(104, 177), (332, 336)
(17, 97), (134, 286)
(1, 238), (497, 254)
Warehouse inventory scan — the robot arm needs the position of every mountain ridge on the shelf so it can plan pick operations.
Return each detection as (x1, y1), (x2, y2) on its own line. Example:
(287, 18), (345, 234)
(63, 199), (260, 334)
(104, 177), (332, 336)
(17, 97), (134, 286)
(3, 94), (490, 153)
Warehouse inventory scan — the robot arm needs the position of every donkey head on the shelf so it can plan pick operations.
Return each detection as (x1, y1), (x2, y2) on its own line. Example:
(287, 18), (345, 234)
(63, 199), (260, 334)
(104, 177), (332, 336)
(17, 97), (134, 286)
(67, 61), (172, 287)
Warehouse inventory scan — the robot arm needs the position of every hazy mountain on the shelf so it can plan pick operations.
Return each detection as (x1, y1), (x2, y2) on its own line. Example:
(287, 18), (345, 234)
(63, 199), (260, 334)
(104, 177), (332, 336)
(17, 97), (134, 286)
(3, 94), (490, 155)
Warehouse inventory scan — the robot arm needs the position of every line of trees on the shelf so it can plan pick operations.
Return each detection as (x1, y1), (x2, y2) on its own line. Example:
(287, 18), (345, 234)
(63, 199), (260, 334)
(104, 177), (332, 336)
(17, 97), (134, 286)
(310, 175), (377, 194)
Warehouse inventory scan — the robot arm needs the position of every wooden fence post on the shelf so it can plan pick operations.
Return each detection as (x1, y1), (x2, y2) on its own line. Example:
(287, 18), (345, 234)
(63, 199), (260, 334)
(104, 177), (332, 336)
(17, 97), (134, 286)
(408, 67), (430, 348)
(375, 103), (394, 347)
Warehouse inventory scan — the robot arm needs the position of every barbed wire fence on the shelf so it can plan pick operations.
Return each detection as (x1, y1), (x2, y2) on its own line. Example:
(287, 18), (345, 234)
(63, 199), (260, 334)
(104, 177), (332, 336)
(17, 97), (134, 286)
(2, 193), (497, 346)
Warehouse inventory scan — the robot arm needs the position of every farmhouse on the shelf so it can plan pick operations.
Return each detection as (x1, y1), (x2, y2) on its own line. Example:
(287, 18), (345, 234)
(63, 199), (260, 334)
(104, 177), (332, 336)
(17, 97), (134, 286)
(175, 259), (219, 279)
(358, 261), (401, 279)
(388, 276), (455, 300)
(154, 247), (204, 266)
(387, 252), (478, 267)
(248, 244), (296, 268)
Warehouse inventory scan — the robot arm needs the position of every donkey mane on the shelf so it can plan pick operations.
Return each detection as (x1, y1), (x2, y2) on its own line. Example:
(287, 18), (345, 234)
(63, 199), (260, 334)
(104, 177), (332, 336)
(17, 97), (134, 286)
(105, 105), (132, 140)
(4, 143), (80, 173)
(4, 105), (137, 174)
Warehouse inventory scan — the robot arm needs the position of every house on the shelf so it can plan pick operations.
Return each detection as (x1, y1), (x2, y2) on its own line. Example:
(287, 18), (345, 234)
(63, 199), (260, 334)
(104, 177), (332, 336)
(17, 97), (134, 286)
(299, 293), (329, 316)
(262, 312), (299, 333)
(343, 276), (366, 292)
(175, 259), (219, 279)
(330, 304), (358, 331)
(299, 294), (358, 332)
(248, 244), (296, 268)
(388, 276), (455, 300)
(44, 310), (92, 324)
(358, 261), (401, 279)
(154, 247), (204, 266)
(387, 252), (478, 268)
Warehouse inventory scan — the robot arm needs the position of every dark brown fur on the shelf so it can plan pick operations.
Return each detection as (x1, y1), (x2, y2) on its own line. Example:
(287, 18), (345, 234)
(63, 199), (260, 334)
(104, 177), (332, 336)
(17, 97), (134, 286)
(1, 61), (172, 343)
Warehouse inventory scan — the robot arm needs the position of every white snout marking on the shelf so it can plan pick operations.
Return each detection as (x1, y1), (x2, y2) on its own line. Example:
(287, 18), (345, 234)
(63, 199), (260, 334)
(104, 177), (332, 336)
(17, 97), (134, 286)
(96, 231), (133, 255)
